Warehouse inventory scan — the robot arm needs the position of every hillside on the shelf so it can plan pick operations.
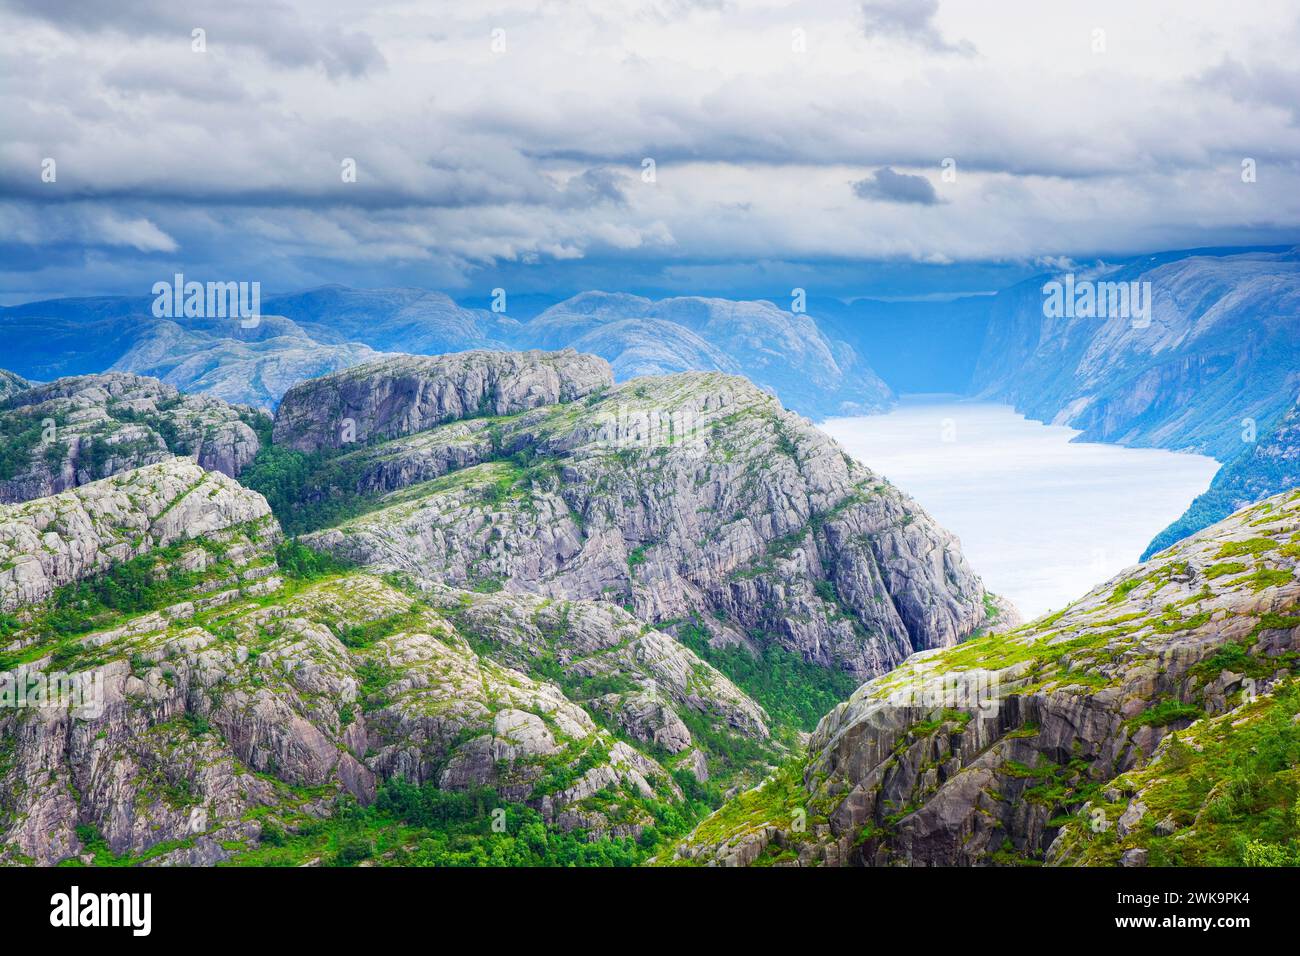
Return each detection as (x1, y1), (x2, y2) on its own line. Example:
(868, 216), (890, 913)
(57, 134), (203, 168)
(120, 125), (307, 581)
(0, 372), (267, 503)
(0, 459), (773, 866)
(972, 248), (1300, 462)
(1146, 393), (1300, 558)
(267, 354), (998, 689)
(668, 487), (1300, 866)
(524, 292), (893, 419)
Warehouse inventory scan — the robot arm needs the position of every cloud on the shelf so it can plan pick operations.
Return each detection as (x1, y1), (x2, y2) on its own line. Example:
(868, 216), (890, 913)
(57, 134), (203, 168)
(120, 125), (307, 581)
(92, 214), (179, 252)
(859, 0), (975, 55)
(3, 0), (385, 78)
(0, 0), (1298, 303)
(851, 167), (942, 205)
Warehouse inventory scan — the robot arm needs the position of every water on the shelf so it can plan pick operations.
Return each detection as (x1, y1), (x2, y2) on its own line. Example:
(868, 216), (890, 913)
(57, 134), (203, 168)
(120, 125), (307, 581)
(819, 396), (1220, 622)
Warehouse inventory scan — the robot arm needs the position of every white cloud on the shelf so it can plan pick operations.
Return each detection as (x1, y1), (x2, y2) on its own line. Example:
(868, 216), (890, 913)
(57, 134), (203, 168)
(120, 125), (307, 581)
(1, 0), (1298, 298)
(92, 213), (179, 252)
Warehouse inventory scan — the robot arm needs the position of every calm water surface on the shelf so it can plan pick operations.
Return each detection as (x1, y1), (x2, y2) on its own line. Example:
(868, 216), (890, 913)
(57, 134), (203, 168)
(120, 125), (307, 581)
(819, 396), (1220, 621)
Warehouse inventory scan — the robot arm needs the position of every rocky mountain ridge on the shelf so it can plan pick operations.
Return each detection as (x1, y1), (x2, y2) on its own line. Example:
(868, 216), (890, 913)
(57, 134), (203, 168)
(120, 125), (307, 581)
(972, 247), (1300, 462)
(0, 372), (266, 503)
(283, 356), (999, 684)
(669, 487), (1300, 866)
(0, 458), (775, 865)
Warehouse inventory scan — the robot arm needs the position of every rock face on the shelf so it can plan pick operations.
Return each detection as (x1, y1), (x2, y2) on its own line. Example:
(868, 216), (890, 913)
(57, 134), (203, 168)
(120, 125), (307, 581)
(670, 487), (1300, 866)
(524, 292), (894, 419)
(273, 349), (614, 453)
(0, 459), (273, 611)
(0, 469), (733, 865)
(971, 247), (1300, 461)
(422, 585), (772, 753)
(0, 372), (266, 502)
(0, 370), (29, 401)
(1146, 391), (1300, 557)
(305, 370), (995, 681)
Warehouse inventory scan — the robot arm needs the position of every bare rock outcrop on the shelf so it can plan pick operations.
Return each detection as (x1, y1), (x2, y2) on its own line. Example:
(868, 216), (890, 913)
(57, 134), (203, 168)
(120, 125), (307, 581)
(0, 459), (272, 611)
(273, 348), (613, 453)
(307, 371), (994, 681)
(0, 372), (265, 502)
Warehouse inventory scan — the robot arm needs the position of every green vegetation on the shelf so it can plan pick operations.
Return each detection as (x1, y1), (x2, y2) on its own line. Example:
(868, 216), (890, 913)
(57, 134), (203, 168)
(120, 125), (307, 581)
(1215, 537), (1278, 559)
(226, 777), (705, 868)
(1068, 680), (1300, 866)
(676, 620), (859, 734)
(0, 410), (60, 481)
(1125, 699), (1204, 730)
(274, 538), (353, 580)
(0, 539), (226, 672)
(660, 757), (818, 865)
(239, 444), (373, 535)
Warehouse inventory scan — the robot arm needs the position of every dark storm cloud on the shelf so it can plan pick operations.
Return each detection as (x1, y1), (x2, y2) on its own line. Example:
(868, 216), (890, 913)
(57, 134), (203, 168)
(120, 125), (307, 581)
(851, 168), (942, 205)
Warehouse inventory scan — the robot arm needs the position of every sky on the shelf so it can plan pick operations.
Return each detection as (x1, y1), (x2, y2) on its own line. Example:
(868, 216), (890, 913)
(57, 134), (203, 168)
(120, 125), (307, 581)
(2, 0), (1299, 304)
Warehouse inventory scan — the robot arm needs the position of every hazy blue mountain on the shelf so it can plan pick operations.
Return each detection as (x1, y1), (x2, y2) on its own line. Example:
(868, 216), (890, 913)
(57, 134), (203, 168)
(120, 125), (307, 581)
(808, 294), (994, 394)
(457, 291), (565, 322)
(0, 299), (155, 381)
(263, 285), (521, 353)
(971, 247), (1300, 461)
(0, 370), (30, 400)
(111, 315), (388, 409)
(522, 292), (894, 418)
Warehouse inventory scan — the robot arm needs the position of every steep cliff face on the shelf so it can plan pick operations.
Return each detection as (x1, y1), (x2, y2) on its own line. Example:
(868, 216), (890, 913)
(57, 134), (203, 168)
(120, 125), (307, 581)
(273, 349), (613, 453)
(303, 370), (997, 682)
(0, 373), (266, 503)
(1, 466), (761, 865)
(0, 459), (273, 611)
(972, 248), (1300, 461)
(1146, 392), (1300, 558)
(669, 488), (1300, 866)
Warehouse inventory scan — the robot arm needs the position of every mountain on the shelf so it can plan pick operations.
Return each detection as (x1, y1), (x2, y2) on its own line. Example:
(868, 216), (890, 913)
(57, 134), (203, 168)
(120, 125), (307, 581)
(971, 247), (1300, 461)
(0, 371), (29, 401)
(668, 487), (1300, 866)
(521, 292), (894, 418)
(809, 293), (995, 394)
(0, 296), (390, 410)
(0, 349), (1007, 866)
(262, 286), (522, 353)
(1146, 391), (1300, 558)
(1, 460), (747, 865)
(272, 348), (611, 452)
(0, 297), (159, 381)
(0, 372), (267, 503)
(0, 286), (893, 421)
(273, 352), (1001, 686)
(110, 316), (389, 410)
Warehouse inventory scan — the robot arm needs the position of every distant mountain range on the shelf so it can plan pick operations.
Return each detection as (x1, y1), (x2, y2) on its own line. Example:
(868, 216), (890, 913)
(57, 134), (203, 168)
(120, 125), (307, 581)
(3, 243), (1299, 555)
(0, 287), (891, 420)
